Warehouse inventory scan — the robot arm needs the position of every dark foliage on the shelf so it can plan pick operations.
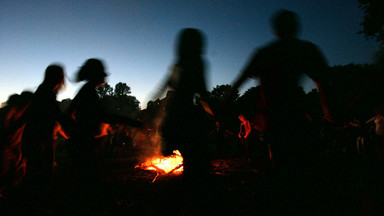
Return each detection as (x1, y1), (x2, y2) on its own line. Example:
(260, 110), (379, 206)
(96, 83), (113, 98)
(358, 0), (384, 45)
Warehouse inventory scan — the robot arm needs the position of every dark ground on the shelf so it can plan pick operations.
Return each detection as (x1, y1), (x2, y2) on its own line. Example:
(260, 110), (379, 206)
(1, 144), (384, 216)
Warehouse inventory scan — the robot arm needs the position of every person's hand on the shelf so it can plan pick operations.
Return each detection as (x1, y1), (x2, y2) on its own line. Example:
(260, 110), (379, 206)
(323, 110), (334, 123)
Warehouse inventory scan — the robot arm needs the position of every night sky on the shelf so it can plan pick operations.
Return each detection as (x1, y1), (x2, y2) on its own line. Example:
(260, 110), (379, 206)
(0, 0), (380, 108)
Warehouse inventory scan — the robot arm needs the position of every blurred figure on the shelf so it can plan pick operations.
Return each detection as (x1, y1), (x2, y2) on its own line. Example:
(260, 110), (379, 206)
(227, 10), (331, 214)
(65, 58), (142, 209)
(19, 65), (71, 210)
(238, 114), (251, 160)
(0, 94), (20, 167)
(112, 124), (133, 156)
(366, 107), (384, 161)
(360, 106), (384, 216)
(0, 94), (20, 149)
(94, 123), (114, 175)
(95, 123), (114, 153)
(0, 93), (30, 197)
(229, 9), (331, 166)
(52, 122), (69, 168)
(155, 29), (215, 187)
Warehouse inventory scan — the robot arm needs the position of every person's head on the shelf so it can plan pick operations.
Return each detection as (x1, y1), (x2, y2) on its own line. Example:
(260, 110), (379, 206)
(271, 10), (300, 39)
(18, 91), (34, 109)
(6, 94), (20, 108)
(43, 64), (65, 91)
(176, 28), (205, 58)
(76, 58), (108, 86)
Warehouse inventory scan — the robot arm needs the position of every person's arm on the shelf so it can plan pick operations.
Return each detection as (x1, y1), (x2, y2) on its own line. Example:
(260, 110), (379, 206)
(5, 110), (27, 134)
(196, 63), (215, 118)
(56, 123), (69, 139)
(306, 44), (334, 123)
(53, 99), (74, 137)
(101, 112), (143, 128)
(314, 81), (333, 123)
(199, 100), (214, 117)
(365, 116), (376, 124)
(244, 120), (251, 138)
(238, 124), (242, 138)
(152, 65), (178, 101)
(225, 51), (259, 103)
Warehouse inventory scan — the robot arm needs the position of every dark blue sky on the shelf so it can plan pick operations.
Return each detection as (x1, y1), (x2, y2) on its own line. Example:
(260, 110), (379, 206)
(0, 0), (379, 108)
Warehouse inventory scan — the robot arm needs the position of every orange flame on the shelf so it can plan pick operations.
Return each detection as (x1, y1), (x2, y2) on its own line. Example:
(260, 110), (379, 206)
(135, 150), (183, 174)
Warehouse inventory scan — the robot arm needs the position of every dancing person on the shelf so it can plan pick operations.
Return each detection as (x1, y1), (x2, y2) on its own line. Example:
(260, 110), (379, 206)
(153, 28), (216, 196)
(65, 58), (142, 211)
(0, 92), (33, 198)
(0, 94), (20, 183)
(229, 9), (331, 166)
(19, 65), (71, 212)
(52, 122), (69, 168)
(366, 107), (384, 160)
(238, 114), (251, 160)
(226, 10), (332, 214)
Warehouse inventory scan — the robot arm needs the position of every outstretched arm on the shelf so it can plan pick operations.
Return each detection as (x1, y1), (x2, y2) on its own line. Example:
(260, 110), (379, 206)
(101, 113), (143, 128)
(244, 120), (251, 138)
(152, 65), (179, 101)
(306, 44), (334, 123)
(225, 51), (258, 103)
(314, 80), (333, 123)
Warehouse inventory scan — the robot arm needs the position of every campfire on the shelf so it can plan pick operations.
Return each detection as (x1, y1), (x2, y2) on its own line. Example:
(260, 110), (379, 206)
(135, 150), (184, 175)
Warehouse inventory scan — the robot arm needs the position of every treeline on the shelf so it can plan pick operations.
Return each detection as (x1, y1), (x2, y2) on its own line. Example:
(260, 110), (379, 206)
(59, 82), (141, 118)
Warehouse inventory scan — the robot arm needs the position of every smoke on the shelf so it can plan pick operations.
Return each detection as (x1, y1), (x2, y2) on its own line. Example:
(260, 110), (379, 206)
(132, 108), (167, 162)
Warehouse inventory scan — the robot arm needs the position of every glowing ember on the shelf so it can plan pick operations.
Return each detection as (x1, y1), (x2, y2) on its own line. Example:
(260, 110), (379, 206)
(135, 150), (183, 174)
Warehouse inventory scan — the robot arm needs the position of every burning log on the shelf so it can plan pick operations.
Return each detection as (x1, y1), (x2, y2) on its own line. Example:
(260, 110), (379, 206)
(135, 150), (184, 175)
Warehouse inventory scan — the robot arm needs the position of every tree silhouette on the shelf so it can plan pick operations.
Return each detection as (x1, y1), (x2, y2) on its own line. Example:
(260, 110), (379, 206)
(96, 83), (113, 98)
(236, 86), (262, 117)
(114, 82), (131, 97)
(358, 0), (384, 45)
(208, 84), (239, 132)
(209, 84), (239, 105)
(324, 64), (376, 121)
(95, 82), (141, 116)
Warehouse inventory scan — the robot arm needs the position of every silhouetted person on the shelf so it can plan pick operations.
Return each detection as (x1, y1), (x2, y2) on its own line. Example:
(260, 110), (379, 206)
(1, 94), (20, 161)
(366, 107), (384, 161)
(238, 114), (251, 160)
(361, 106), (384, 216)
(155, 28), (214, 191)
(19, 65), (71, 211)
(1, 94), (20, 197)
(0, 91), (33, 198)
(228, 10), (331, 214)
(65, 58), (142, 210)
(0, 94), (20, 148)
(52, 122), (69, 168)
